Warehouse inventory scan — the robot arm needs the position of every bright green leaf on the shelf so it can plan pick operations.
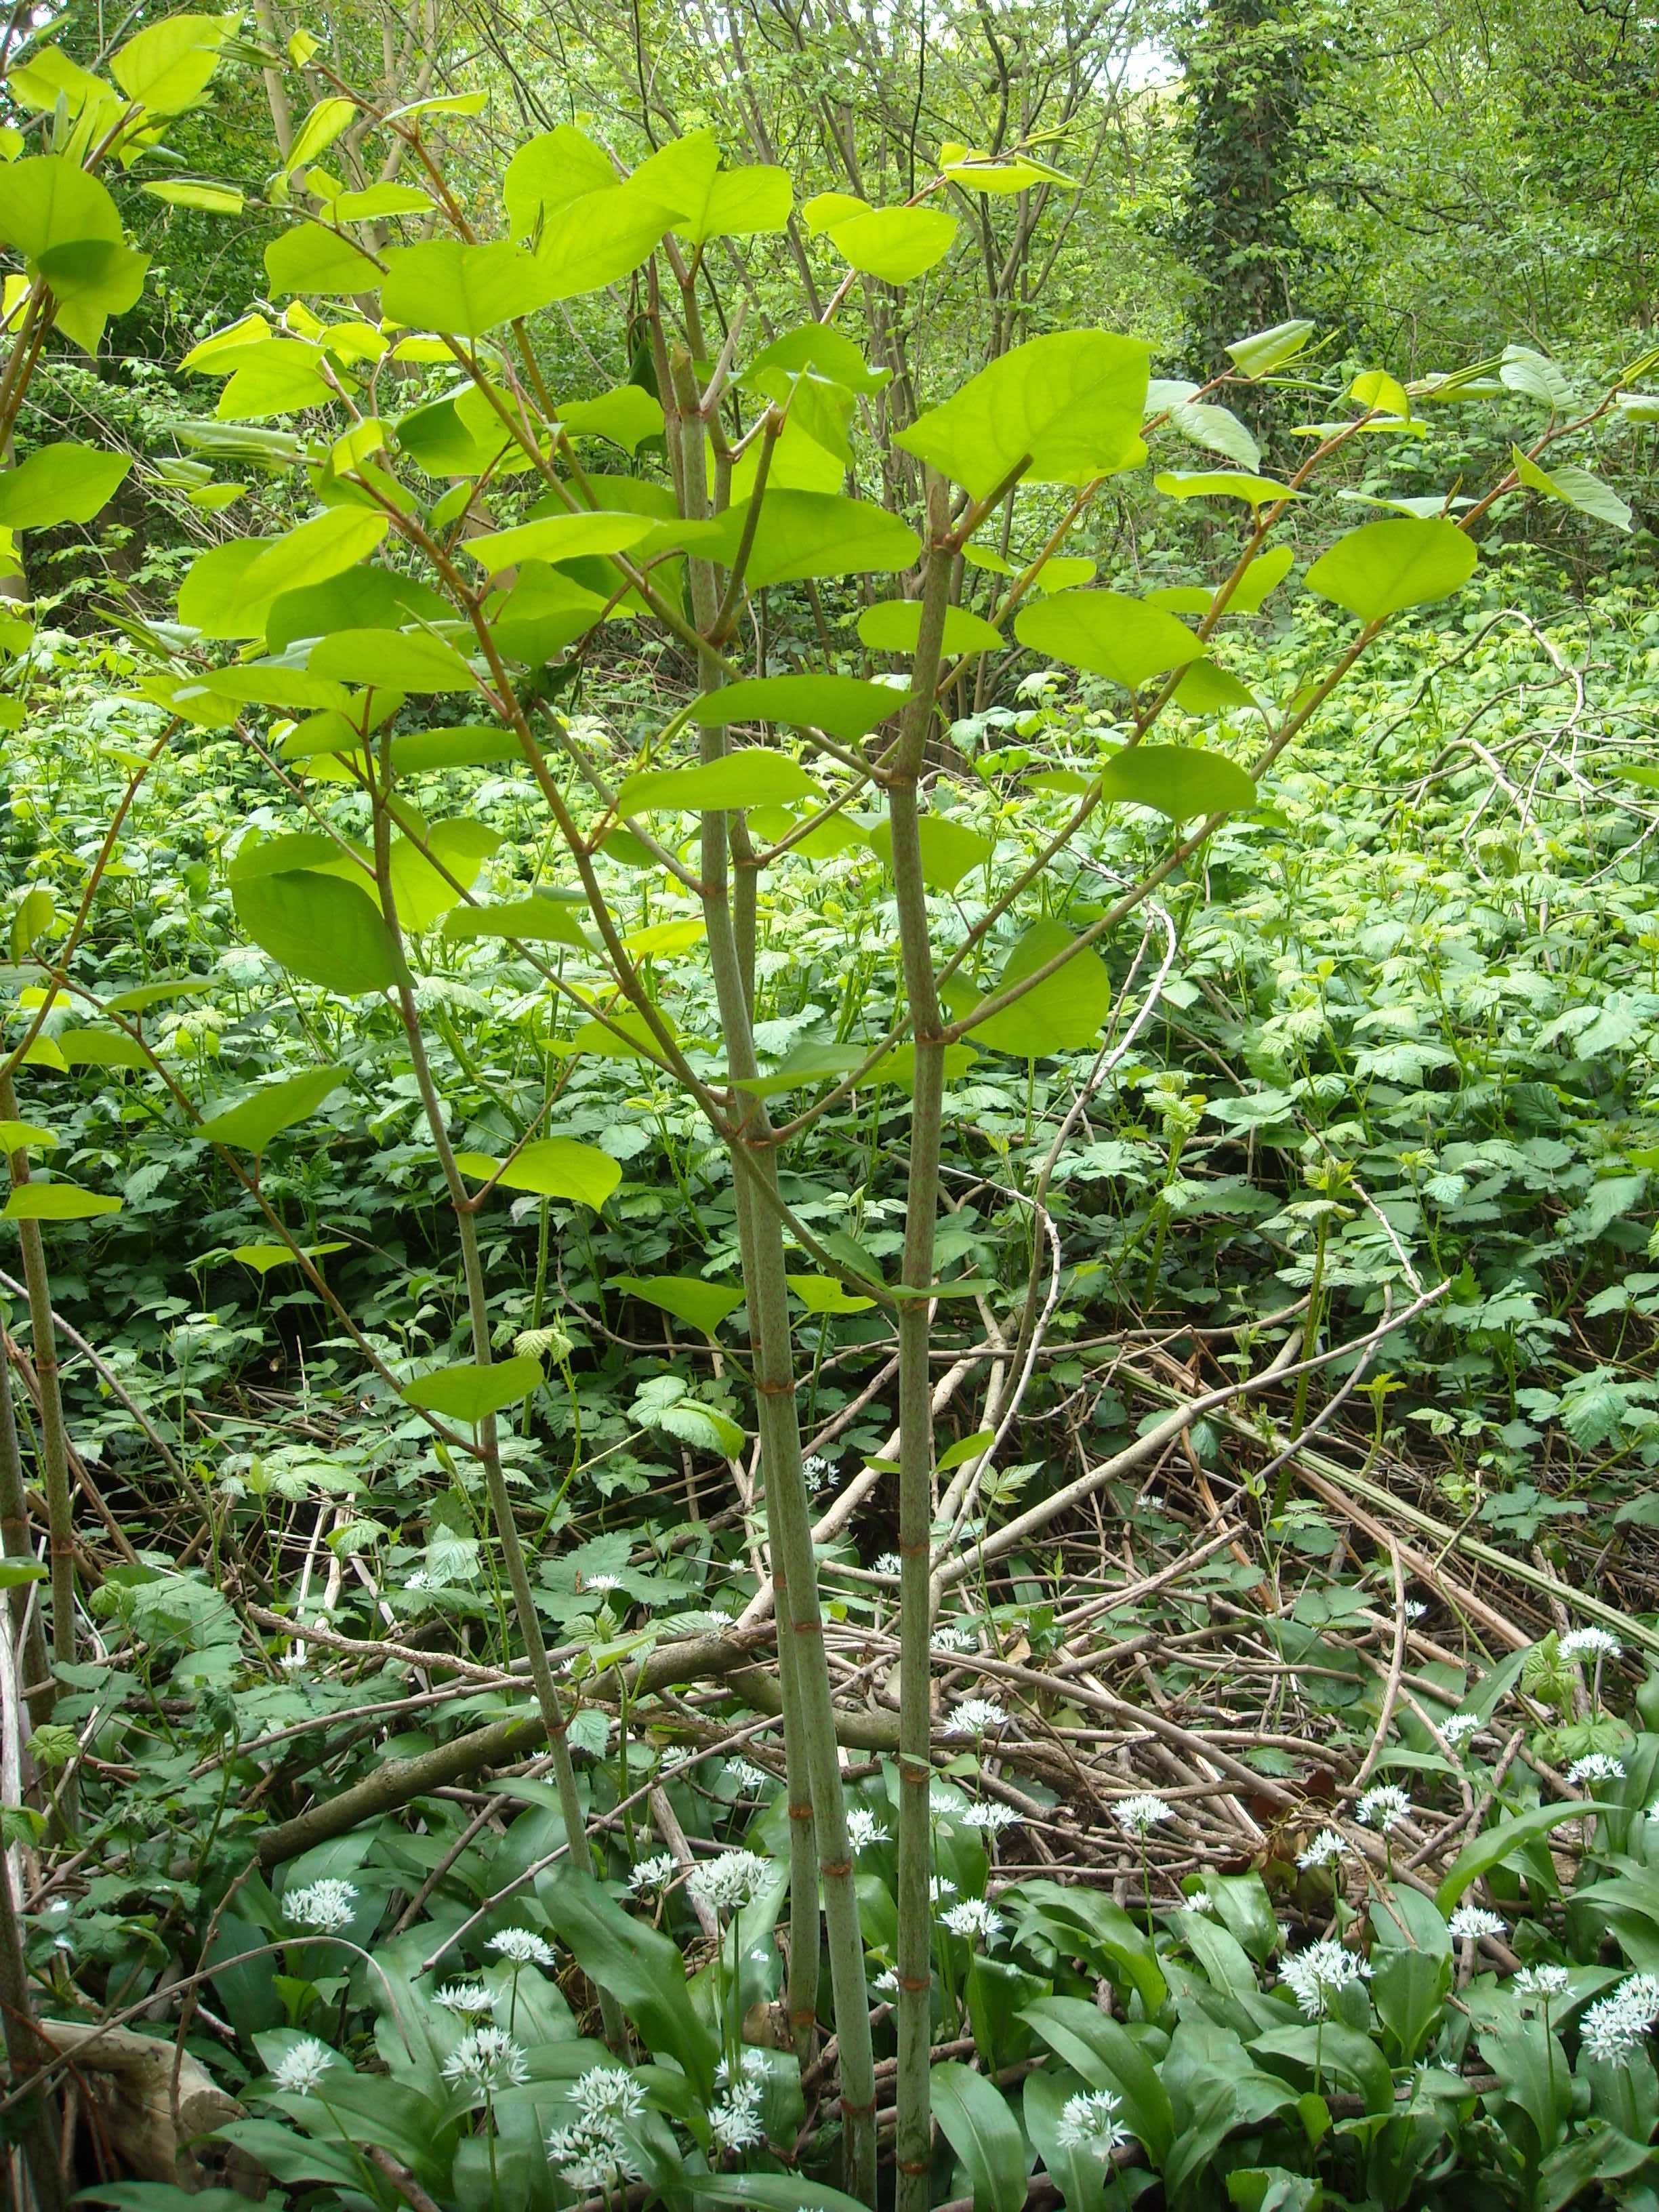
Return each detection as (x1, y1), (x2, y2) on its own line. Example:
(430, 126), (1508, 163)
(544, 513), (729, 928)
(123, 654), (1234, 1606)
(1014, 588), (1208, 690)
(896, 331), (1149, 498)
(195, 1066), (347, 1152)
(402, 1355), (544, 1422)
(1304, 516), (1478, 622)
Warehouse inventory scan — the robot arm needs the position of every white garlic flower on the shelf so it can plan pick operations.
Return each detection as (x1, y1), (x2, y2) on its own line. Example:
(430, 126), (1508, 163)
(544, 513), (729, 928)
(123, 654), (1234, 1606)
(1559, 1626), (1622, 1662)
(487, 1927), (555, 1969)
(1448, 1904), (1506, 1941)
(1178, 1890), (1217, 1914)
(1356, 1784), (1412, 1833)
(434, 1982), (495, 2014)
(724, 1757), (774, 1793)
(546, 2116), (642, 2191)
(1440, 1714), (1481, 1746)
(1580, 1972), (1659, 2062)
(931, 1623), (977, 1654)
(1055, 2087), (1128, 2158)
(845, 1807), (890, 1851)
(586, 1572), (625, 1593)
(872, 1966), (899, 1994)
(687, 1848), (771, 1914)
(1565, 1753), (1626, 1786)
(872, 1551), (901, 1576)
(572, 2066), (645, 2125)
(628, 1853), (678, 1894)
(710, 2078), (766, 2151)
(1114, 1793), (1174, 1838)
(442, 2026), (529, 2093)
(1278, 1939), (1374, 2021)
(939, 1898), (1006, 1946)
(930, 1876), (958, 1902)
(1296, 1828), (1351, 1870)
(283, 1878), (359, 1933)
(960, 1801), (1020, 1833)
(1513, 1964), (1572, 2004)
(945, 1698), (1010, 1738)
(272, 2039), (336, 2094)
(930, 1786), (967, 1816)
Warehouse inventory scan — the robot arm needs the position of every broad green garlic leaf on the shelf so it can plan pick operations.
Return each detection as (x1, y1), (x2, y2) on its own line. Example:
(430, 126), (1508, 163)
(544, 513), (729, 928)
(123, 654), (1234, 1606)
(403, 1356), (544, 1423)
(264, 224), (382, 298)
(634, 129), (792, 241)
(454, 1138), (621, 1208)
(1303, 516), (1477, 622)
(945, 918), (1111, 1059)
(802, 191), (956, 284)
(381, 238), (560, 334)
(896, 330), (1149, 499)
(194, 1066), (348, 1153)
(1014, 587), (1207, 691)
(1511, 445), (1632, 533)
(112, 12), (237, 115)
(858, 600), (1002, 655)
(1097, 741), (1256, 819)
(0, 445), (129, 528)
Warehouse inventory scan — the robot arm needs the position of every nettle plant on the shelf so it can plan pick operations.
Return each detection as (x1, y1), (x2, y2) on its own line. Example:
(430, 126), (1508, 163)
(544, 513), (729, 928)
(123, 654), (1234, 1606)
(2, 20), (1658, 2212)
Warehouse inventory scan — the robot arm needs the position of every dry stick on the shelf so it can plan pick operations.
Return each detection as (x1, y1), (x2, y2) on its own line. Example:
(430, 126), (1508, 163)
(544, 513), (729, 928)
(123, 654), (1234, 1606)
(1, 1337), (138, 1567)
(0, 1080), (75, 1683)
(0, 1267), (188, 1492)
(364, 741), (628, 2056)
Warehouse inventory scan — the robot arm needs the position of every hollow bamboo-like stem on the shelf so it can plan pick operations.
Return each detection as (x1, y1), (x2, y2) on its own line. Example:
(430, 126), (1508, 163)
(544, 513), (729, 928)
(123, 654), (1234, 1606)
(885, 478), (957, 2212)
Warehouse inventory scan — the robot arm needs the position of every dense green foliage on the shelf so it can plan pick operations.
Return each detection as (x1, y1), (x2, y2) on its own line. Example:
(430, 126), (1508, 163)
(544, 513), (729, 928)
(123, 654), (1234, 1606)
(2, 9), (1659, 2212)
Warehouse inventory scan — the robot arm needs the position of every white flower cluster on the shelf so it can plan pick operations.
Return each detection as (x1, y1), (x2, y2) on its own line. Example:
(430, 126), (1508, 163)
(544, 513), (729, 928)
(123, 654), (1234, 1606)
(930, 1786), (967, 1817)
(272, 2038), (336, 2094)
(802, 1454), (832, 1494)
(629, 1853), (679, 1894)
(1513, 1964), (1572, 2004)
(1114, 1793), (1174, 1838)
(434, 1982), (494, 2014)
(1178, 1891), (1216, 1914)
(725, 1757), (774, 1793)
(443, 2026), (529, 2093)
(284, 1878), (359, 1933)
(930, 1876), (958, 1902)
(1356, 1784), (1412, 1833)
(940, 1898), (1005, 1946)
(1565, 1753), (1626, 1786)
(487, 1927), (555, 1969)
(710, 2078), (766, 2150)
(931, 1623), (977, 1654)
(1279, 1939), (1374, 2020)
(546, 2066), (647, 2190)
(1580, 1972), (1659, 2062)
(945, 1698), (1010, 1738)
(1441, 1714), (1481, 1746)
(1296, 1828), (1350, 1870)
(1559, 1626), (1622, 1662)
(846, 1807), (890, 1851)
(873, 1551), (901, 1576)
(687, 1848), (771, 1914)
(1055, 2087), (1129, 2158)
(1448, 1904), (1506, 1941)
(960, 1801), (1020, 1833)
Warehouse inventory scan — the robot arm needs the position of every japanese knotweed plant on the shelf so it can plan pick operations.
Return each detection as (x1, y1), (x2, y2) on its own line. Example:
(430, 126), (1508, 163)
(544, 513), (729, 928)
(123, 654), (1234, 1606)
(0, 27), (1654, 2209)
